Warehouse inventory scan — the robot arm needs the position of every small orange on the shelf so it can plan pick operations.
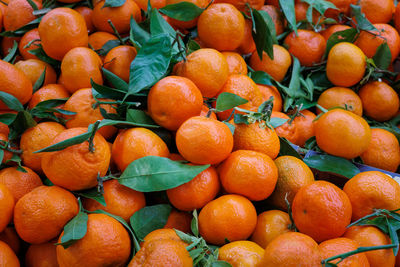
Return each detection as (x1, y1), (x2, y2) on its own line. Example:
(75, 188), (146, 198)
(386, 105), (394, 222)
(74, 6), (95, 33)
(249, 45), (292, 82)
(0, 183), (14, 233)
(83, 179), (146, 222)
(292, 180), (352, 242)
(218, 241), (264, 267)
(251, 210), (292, 249)
(261, 5), (285, 35)
(0, 166), (42, 201)
(88, 31), (118, 51)
(222, 52), (248, 75)
(25, 241), (58, 267)
(214, 0), (264, 11)
(0, 241), (19, 267)
(258, 84), (282, 112)
(198, 194), (257, 245)
(358, 81), (399, 122)
(314, 109), (371, 159)
(133, 0), (166, 10)
(271, 111), (300, 144)
(3, 0), (42, 31)
(219, 150), (278, 201)
(104, 45), (137, 83)
(176, 116), (233, 165)
(292, 110), (317, 147)
(321, 24), (352, 41)
(167, 166), (220, 211)
(28, 83), (70, 109)
(18, 28), (41, 60)
(237, 19), (256, 54)
(112, 128), (170, 171)
(163, 210), (192, 233)
(14, 59), (57, 87)
(359, 0), (395, 24)
(0, 227), (21, 255)
(317, 87), (363, 116)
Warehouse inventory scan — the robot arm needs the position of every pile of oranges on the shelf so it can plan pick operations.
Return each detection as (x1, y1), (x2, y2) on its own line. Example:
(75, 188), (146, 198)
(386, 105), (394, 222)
(1, 0), (400, 266)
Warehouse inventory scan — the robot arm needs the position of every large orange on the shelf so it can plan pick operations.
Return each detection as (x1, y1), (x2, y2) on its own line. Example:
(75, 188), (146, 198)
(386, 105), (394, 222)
(3, 0), (42, 31)
(25, 241), (58, 267)
(104, 45), (137, 83)
(317, 87), (363, 116)
(14, 59), (57, 86)
(18, 28), (41, 60)
(218, 241), (264, 266)
(28, 83), (70, 109)
(222, 52), (248, 75)
(0, 183), (14, 233)
(358, 0), (394, 24)
(271, 111), (300, 144)
(0, 241), (19, 267)
(0, 166), (42, 201)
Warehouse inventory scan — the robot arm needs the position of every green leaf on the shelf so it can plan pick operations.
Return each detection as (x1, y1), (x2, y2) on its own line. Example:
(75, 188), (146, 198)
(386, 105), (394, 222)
(32, 67), (46, 92)
(130, 17), (150, 49)
(223, 121), (235, 135)
(77, 188), (106, 207)
(0, 18), (41, 37)
(191, 210), (199, 237)
(373, 43), (391, 70)
(324, 28), (358, 57)
(57, 211), (88, 249)
(119, 156), (210, 192)
(130, 204), (172, 240)
(26, 0), (38, 10)
(34, 132), (91, 153)
(251, 8), (274, 60)
(270, 117), (288, 128)
(187, 39), (201, 54)
(279, 0), (297, 34)
(0, 91), (24, 112)
(216, 92), (248, 112)
(248, 71), (273, 86)
(31, 98), (68, 110)
(212, 262), (233, 267)
(8, 111), (37, 140)
(351, 4), (377, 32)
(0, 113), (17, 125)
(302, 0), (337, 16)
(97, 39), (120, 56)
(28, 46), (60, 68)
(2, 41), (18, 63)
(91, 80), (127, 100)
(0, 149), (4, 165)
(303, 154), (360, 178)
(103, 0), (126, 8)
(386, 217), (399, 255)
(126, 109), (157, 125)
(160, 2), (204, 22)
(278, 137), (302, 159)
(102, 68), (128, 92)
(150, 8), (176, 37)
(98, 119), (160, 129)
(259, 10), (278, 44)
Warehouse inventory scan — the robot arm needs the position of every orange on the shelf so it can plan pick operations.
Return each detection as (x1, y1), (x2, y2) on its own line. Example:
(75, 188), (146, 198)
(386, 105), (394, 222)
(176, 48), (229, 98)
(261, 5), (285, 35)
(358, 0), (395, 24)
(258, 84), (282, 112)
(3, 0), (42, 31)
(0, 241), (19, 267)
(360, 128), (400, 172)
(42, 127), (111, 191)
(317, 87), (363, 116)
(215, 0), (264, 11)
(261, 232), (322, 267)
(219, 150), (278, 201)
(0, 227), (20, 255)
(38, 8), (88, 60)
(343, 171), (400, 221)
(83, 179), (146, 222)
(88, 31), (118, 51)
(319, 237), (370, 267)
(314, 109), (371, 159)
(57, 213), (131, 267)
(133, 0), (166, 10)
(60, 47), (103, 94)
(0, 183), (14, 233)
(218, 241), (264, 267)
(249, 45), (292, 82)
(326, 42), (366, 87)
(14, 185), (79, 244)
(28, 84), (70, 109)
(176, 116), (233, 165)
(199, 194), (257, 245)
(237, 19), (256, 54)
(163, 210), (192, 233)
(355, 24), (400, 62)
(112, 128), (169, 171)
(1, 37), (20, 58)
(197, 3), (245, 51)
(325, 0), (354, 18)
(0, 166), (42, 201)
(74, 6), (95, 33)
(25, 241), (58, 267)
(0, 59), (33, 110)
(268, 155), (315, 210)
(20, 122), (66, 173)
(167, 166), (220, 211)
(358, 81), (399, 122)
(147, 76), (203, 131)
(321, 24), (352, 41)
(295, 2), (320, 24)
(14, 59), (57, 87)
(292, 110), (317, 147)
(165, 0), (207, 29)
(200, 105), (217, 119)
(18, 28), (41, 60)
(251, 210), (292, 249)
(284, 29), (326, 67)
(292, 180), (352, 242)
(344, 226), (395, 267)
(104, 45), (137, 82)
(222, 52), (248, 75)
(91, 0), (141, 34)
(232, 121), (280, 159)
(395, 4), (400, 34)
(142, 228), (183, 245)
(63, 88), (117, 139)
(271, 111), (300, 144)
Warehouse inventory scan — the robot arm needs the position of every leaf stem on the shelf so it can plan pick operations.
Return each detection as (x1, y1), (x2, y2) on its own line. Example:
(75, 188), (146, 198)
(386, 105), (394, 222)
(107, 20), (124, 44)
(88, 120), (101, 153)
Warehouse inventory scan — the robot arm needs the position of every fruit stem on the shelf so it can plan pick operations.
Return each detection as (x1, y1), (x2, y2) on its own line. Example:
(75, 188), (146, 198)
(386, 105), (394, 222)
(88, 120), (101, 153)
(107, 20), (124, 44)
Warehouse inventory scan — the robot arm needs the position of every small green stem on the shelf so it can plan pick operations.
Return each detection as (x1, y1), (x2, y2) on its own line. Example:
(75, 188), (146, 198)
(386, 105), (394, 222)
(107, 20), (124, 44)
(88, 120), (101, 153)
(347, 209), (383, 228)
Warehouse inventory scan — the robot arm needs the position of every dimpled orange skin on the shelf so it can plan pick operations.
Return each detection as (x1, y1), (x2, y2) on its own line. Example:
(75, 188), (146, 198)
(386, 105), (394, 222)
(292, 110), (317, 147)
(104, 46), (137, 82)
(258, 84), (282, 112)
(317, 87), (363, 116)
(57, 214), (131, 267)
(319, 238), (370, 267)
(38, 8), (88, 61)
(249, 45), (292, 82)
(218, 241), (264, 267)
(343, 171), (400, 221)
(271, 111), (300, 145)
(198, 194), (257, 245)
(91, 0), (141, 34)
(284, 30), (326, 67)
(292, 181), (352, 243)
(167, 166), (220, 211)
(261, 232), (322, 267)
(219, 150), (278, 201)
(0, 167), (42, 201)
(358, 81), (399, 122)
(197, 3), (245, 51)
(0, 241), (19, 267)
(360, 129), (400, 172)
(148, 76), (203, 131)
(344, 226), (395, 267)
(176, 48), (229, 98)
(0, 60), (33, 110)
(25, 241), (58, 267)
(0, 184), (14, 233)
(232, 121), (280, 159)
(83, 179), (146, 222)
(176, 116), (233, 165)
(18, 29), (41, 60)
(222, 52), (248, 75)
(14, 59), (57, 87)
(14, 186), (79, 244)
(20, 122), (66, 173)
(321, 24), (352, 41)
(41, 128), (111, 191)
(326, 42), (366, 87)
(315, 109), (371, 159)
(63, 88), (117, 139)
(60, 47), (103, 94)
(3, 0), (42, 31)
(251, 210), (292, 249)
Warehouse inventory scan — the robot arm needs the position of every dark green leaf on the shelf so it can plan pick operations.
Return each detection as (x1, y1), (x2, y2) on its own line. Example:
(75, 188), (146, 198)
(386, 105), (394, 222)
(97, 39), (120, 56)
(212, 261), (233, 267)
(351, 4), (377, 32)
(43, 178), (54, 186)
(270, 117), (288, 128)
(29, 46), (60, 68)
(8, 111), (36, 140)
(0, 18), (41, 37)
(191, 210), (199, 237)
(0, 113), (17, 125)
(34, 132), (91, 153)
(278, 137), (302, 159)
(325, 28), (358, 57)
(303, 154), (360, 178)
(216, 92), (248, 112)
(119, 156), (210, 192)
(0, 149), (4, 165)
(102, 68), (128, 92)
(259, 10), (277, 44)
(32, 8), (52, 16)
(150, 8), (176, 37)
(386, 217), (399, 255)
(91, 80), (127, 99)
(32, 68), (46, 92)
(126, 109), (157, 125)
(160, 2), (203, 22)
(187, 39), (201, 54)
(26, 0), (38, 10)
(302, 0), (337, 16)
(251, 8), (274, 60)
(57, 211), (88, 248)
(373, 43), (391, 70)
(175, 229), (198, 244)
(279, 0), (297, 34)
(130, 17), (151, 48)
(77, 188), (106, 206)
(248, 71), (273, 86)
(130, 204), (172, 240)
(32, 98), (68, 109)
(0, 91), (24, 112)
(103, 0), (125, 8)
(98, 119), (160, 129)
(2, 41), (18, 62)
